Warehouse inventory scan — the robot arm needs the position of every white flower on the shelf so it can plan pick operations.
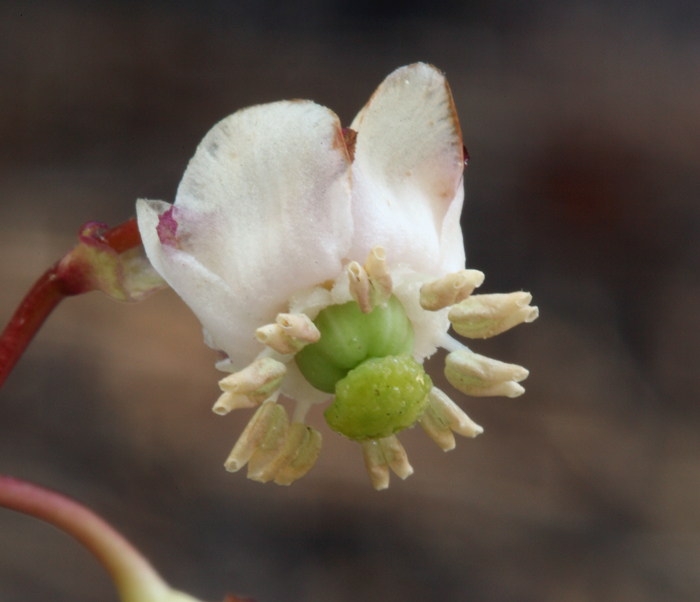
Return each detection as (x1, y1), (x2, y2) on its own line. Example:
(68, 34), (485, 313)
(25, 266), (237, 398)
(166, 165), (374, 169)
(136, 63), (537, 490)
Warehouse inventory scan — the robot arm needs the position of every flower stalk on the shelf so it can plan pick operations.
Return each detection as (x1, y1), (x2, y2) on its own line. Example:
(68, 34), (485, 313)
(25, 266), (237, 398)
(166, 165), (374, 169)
(0, 474), (202, 602)
(0, 263), (66, 389)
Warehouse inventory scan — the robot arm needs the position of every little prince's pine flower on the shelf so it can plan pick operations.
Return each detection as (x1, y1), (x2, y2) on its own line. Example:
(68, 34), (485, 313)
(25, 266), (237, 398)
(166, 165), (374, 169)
(136, 63), (538, 490)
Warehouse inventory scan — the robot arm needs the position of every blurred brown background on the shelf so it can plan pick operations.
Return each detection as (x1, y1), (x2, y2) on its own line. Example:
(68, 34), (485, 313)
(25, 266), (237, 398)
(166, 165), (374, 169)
(1, 1), (700, 600)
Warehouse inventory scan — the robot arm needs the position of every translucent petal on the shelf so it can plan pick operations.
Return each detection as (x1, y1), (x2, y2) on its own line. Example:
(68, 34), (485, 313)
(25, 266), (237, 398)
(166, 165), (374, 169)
(137, 101), (354, 367)
(438, 184), (466, 273)
(348, 63), (465, 275)
(137, 200), (262, 366)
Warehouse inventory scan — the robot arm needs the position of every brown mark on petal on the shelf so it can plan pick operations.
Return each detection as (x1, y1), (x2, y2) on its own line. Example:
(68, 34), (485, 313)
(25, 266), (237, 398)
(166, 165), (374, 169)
(427, 63), (464, 172)
(317, 279), (336, 291)
(156, 207), (181, 249)
(342, 128), (358, 162)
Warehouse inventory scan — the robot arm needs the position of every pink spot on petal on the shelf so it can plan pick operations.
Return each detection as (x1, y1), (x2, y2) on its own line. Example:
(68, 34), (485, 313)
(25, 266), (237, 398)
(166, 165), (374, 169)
(157, 208), (180, 247)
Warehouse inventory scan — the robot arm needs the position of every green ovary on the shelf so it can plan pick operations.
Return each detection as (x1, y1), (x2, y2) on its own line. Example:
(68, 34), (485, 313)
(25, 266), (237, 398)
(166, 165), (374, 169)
(295, 295), (415, 393)
(325, 355), (432, 441)
(295, 295), (432, 441)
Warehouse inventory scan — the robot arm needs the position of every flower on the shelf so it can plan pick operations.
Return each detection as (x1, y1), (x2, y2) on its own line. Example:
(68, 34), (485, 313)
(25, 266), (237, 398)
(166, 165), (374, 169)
(136, 63), (538, 490)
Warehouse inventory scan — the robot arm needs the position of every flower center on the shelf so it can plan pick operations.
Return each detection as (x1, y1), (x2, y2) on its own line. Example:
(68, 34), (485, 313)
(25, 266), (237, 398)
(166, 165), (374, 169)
(295, 295), (415, 393)
(325, 355), (432, 441)
(295, 295), (432, 441)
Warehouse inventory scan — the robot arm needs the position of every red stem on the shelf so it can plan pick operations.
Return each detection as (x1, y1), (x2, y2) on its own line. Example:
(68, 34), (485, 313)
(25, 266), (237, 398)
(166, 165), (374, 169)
(102, 217), (141, 254)
(0, 264), (64, 389)
(0, 217), (141, 391)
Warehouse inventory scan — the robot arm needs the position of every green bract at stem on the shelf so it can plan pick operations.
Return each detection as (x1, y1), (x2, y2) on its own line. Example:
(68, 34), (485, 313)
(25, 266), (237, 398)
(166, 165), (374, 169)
(0, 218), (165, 392)
(294, 295), (414, 393)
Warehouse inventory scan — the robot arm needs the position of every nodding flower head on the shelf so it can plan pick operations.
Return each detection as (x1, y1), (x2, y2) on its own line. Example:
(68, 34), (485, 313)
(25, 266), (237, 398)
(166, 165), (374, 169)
(136, 63), (538, 490)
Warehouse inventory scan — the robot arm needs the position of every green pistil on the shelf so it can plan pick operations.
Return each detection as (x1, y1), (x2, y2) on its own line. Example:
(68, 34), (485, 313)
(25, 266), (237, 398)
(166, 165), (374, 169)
(325, 355), (432, 441)
(295, 295), (414, 393)
(295, 295), (431, 442)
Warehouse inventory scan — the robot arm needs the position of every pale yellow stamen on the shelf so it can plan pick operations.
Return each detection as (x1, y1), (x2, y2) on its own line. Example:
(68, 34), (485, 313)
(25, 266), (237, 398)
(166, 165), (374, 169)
(378, 435), (413, 479)
(225, 401), (322, 486)
(444, 348), (528, 398)
(419, 270), (485, 311)
(348, 261), (372, 313)
(249, 421), (309, 483)
(419, 405), (456, 451)
(273, 425), (322, 486)
(420, 387), (483, 451)
(224, 400), (283, 471)
(277, 313), (321, 342)
(213, 389), (273, 414)
(428, 387), (483, 438)
(364, 246), (393, 308)
(360, 435), (413, 490)
(360, 440), (390, 490)
(255, 313), (320, 354)
(246, 402), (290, 477)
(213, 357), (286, 415)
(449, 292), (539, 339)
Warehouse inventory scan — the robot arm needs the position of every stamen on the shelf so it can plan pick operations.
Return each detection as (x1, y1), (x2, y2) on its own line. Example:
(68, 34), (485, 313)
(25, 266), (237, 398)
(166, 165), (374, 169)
(277, 313), (321, 343)
(364, 246), (393, 308)
(225, 402), (323, 485)
(448, 292), (539, 339)
(360, 440), (390, 490)
(249, 421), (309, 482)
(360, 436), (414, 490)
(255, 313), (320, 354)
(213, 392), (256, 413)
(273, 425), (322, 485)
(378, 435), (413, 479)
(427, 387), (483, 438)
(224, 401), (284, 472)
(348, 261), (372, 313)
(246, 400), (290, 477)
(248, 422), (321, 485)
(420, 406), (456, 451)
(213, 357), (286, 415)
(419, 270), (485, 311)
(420, 388), (483, 450)
(444, 349), (529, 398)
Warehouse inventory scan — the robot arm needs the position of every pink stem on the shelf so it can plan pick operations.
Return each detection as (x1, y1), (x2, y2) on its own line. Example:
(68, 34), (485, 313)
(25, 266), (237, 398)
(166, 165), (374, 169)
(0, 474), (173, 602)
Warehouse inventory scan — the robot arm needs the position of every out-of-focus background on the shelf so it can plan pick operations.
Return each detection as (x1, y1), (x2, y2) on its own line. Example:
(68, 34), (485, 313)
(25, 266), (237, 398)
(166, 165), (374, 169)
(1, 1), (699, 600)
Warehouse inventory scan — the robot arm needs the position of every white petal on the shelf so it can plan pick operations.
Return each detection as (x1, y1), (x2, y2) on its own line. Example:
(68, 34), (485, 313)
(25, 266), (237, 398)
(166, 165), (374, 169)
(138, 101), (354, 368)
(137, 199), (265, 367)
(438, 184), (466, 273)
(348, 63), (465, 275)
